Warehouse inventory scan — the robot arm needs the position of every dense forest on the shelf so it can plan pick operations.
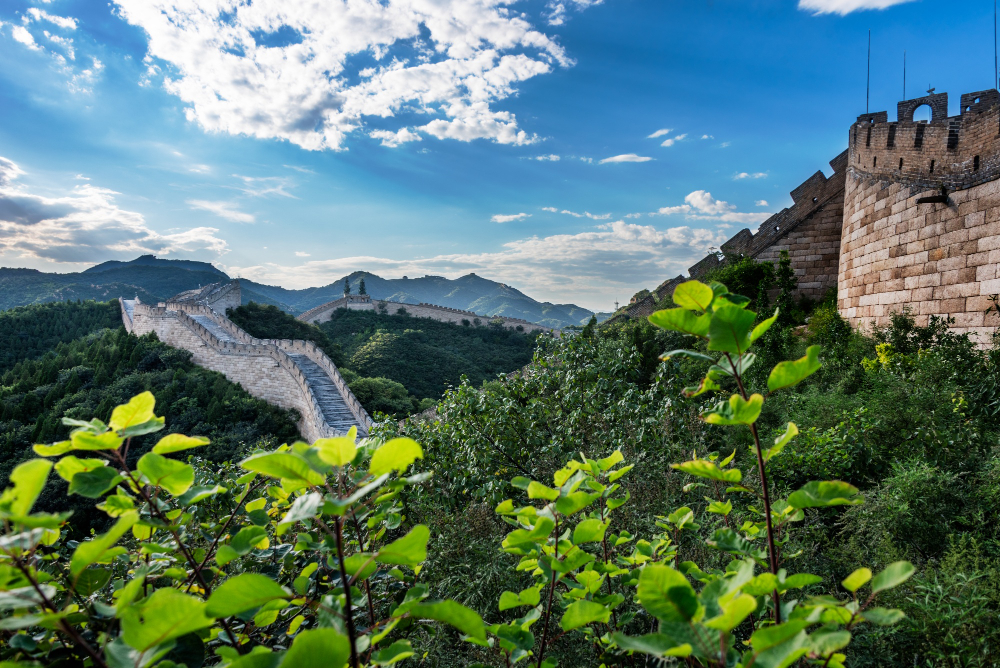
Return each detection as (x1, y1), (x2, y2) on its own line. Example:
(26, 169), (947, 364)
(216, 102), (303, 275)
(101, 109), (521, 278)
(228, 302), (538, 417)
(3, 264), (1000, 666)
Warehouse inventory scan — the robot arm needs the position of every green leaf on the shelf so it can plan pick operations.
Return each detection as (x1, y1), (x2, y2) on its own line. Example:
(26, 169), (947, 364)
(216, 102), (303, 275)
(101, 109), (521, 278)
(787, 481), (862, 509)
(369, 438), (423, 477)
(528, 481), (560, 501)
(240, 452), (326, 486)
(765, 422), (798, 462)
(648, 308), (711, 337)
(750, 308), (779, 343)
(0, 459), (51, 518)
(671, 460), (741, 483)
(636, 564), (699, 622)
(281, 491), (324, 526)
(667, 506), (697, 529)
(120, 588), (213, 652)
(871, 561), (915, 594)
(767, 345), (822, 392)
(707, 304), (757, 354)
(97, 493), (136, 517)
(0, 584), (56, 610)
(409, 600), (486, 641)
(136, 453), (194, 496)
(672, 280), (715, 311)
(659, 349), (716, 364)
(74, 567), (112, 596)
(70, 511), (138, 578)
(54, 456), (105, 482)
(560, 600), (611, 631)
(371, 639), (415, 665)
(32, 441), (74, 457)
(151, 433), (209, 455)
(555, 491), (599, 515)
(841, 568), (872, 593)
(863, 607), (906, 625)
(376, 525), (429, 566)
(613, 633), (692, 658)
(704, 593), (756, 631)
(109, 392), (157, 432)
(495, 624), (535, 650)
(205, 574), (291, 618)
(216, 526), (268, 566)
(68, 466), (124, 499)
(344, 553), (377, 581)
(71, 430), (124, 451)
(608, 464), (634, 483)
(707, 528), (766, 560)
(596, 450), (624, 471)
(748, 620), (811, 668)
(809, 629), (851, 654)
(572, 519), (609, 544)
(706, 499), (733, 516)
(702, 393), (763, 426)
(498, 586), (541, 611)
(178, 485), (226, 506)
(314, 436), (358, 467)
(281, 628), (351, 668)
(502, 517), (555, 549)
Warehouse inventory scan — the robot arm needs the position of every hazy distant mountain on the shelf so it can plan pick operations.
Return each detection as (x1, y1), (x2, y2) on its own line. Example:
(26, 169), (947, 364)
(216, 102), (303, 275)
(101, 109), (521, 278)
(0, 257), (605, 328)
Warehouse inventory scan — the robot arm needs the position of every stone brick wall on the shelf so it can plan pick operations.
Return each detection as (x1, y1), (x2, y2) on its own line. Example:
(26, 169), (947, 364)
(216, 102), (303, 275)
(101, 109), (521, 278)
(129, 302), (371, 441)
(838, 89), (1000, 344)
(298, 297), (557, 333)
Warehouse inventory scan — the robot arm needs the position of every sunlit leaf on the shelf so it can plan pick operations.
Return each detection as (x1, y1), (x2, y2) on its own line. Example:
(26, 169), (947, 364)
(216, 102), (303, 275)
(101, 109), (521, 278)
(376, 525), (429, 566)
(648, 308), (711, 338)
(871, 561), (915, 594)
(205, 574), (292, 618)
(136, 453), (194, 496)
(672, 280), (715, 311)
(707, 304), (757, 354)
(369, 438), (423, 477)
(787, 481), (862, 509)
(767, 345), (822, 392)
(152, 433), (210, 455)
(560, 600), (610, 631)
(108, 392), (157, 432)
(702, 393), (763, 426)
(636, 564), (699, 622)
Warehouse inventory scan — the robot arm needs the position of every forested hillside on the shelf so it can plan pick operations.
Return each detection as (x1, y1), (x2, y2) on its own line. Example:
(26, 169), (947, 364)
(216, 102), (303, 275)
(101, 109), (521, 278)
(0, 300), (121, 371)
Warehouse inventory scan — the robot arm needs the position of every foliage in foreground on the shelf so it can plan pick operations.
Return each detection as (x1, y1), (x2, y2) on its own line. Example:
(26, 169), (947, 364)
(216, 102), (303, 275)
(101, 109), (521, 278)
(0, 392), (485, 667)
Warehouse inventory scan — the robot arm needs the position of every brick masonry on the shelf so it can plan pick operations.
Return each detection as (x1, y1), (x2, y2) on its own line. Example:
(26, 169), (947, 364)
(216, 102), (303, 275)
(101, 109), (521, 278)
(122, 282), (372, 442)
(839, 89), (1000, 343)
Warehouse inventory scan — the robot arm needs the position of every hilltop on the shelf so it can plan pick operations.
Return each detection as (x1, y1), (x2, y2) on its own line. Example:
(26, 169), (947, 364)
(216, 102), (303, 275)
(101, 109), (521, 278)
(0, 256), (606, 328)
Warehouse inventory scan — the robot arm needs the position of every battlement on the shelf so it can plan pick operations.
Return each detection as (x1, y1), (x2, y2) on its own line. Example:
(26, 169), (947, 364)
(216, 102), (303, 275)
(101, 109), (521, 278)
(850, 89), (1000, 192)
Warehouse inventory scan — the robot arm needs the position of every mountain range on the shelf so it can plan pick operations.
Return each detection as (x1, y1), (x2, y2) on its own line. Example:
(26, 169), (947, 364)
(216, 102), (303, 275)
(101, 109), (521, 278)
(0, 256), (607, 328)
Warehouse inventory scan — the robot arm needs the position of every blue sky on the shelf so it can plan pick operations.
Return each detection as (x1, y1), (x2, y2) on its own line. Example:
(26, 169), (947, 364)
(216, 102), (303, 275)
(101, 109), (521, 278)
(0, 0), (995, 310)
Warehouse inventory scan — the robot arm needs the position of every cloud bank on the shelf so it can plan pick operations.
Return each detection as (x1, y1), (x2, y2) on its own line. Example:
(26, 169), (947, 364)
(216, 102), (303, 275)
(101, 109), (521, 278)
(798, 0), (916, 15)
(112, 0), (598, 151)
(0, 156), (226, 265)
(657, 190), (771, 225)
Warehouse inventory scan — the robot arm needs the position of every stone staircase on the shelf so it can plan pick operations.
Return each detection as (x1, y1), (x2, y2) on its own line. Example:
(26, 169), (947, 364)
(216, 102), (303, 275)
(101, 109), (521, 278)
(121, 287), (372, 440)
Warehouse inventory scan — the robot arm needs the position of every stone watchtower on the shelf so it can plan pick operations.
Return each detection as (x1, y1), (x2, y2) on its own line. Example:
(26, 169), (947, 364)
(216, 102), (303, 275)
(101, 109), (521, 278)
(838, 89), (1000, 342)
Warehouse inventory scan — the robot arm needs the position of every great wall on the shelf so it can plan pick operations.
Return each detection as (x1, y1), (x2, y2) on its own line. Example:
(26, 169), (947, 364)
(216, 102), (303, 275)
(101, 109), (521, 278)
(296, 294), (556, 334)
(120, 280), (372, 441)
(613, 87), (1000, 344)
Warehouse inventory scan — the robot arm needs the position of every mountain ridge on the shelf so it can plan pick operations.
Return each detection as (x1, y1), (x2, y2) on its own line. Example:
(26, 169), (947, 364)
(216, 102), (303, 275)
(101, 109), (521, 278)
(0, 256), (608, 328)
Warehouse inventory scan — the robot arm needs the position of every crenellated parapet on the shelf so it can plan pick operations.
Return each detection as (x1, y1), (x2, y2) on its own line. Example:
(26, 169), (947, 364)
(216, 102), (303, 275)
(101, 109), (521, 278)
(849, 89), (1000, 193)
(839, 88), (1000, 343)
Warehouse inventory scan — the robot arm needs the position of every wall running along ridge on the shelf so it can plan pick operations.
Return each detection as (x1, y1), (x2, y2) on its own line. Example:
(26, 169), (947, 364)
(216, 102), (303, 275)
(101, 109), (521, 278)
(839, 89), (1000, 343)
(120, 281), (372, 441)
(297, 294), (558, 334)
(607, 151), (849, 324)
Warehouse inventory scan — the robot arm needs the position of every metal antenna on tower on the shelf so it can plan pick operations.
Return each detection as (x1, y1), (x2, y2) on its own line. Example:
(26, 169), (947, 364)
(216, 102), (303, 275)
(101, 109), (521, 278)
(867, 29), (871, 114)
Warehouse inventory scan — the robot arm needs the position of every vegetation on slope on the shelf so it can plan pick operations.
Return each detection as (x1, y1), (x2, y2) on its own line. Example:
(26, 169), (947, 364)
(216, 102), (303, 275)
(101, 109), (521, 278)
(0, 300), (121, 372)
(0, 322), (299, 534)
(226, 302), (345, 365)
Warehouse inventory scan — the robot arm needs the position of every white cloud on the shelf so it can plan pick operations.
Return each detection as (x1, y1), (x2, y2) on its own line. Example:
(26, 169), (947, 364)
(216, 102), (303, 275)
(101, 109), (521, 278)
(12, 26), (41, 51)
(656, 190), (771, 225)
(701, 134), (714, 140)
(112, 0), (594, 151)
(234, 175), (296, 198)
(187, 200), (256, 224)
(647, 128), (673, 139)
(283, 164), (316, 174)
(733, 171), (768, 180)
(492, 212), (531, 223)
(26, 8), (78, 30)
(0, 156), (226, 264)
(545, 0), (603, 26)
(295, 251), (311, 257)
(224, 219), (726, 308)
(755, 200), (769, 207)
(533, 154), (560, 161)
(68, 57), (103, 94)
(188, 164), (211, 174)
(544, 208), (611, 220)
(370, 128), (422, 148)
(719, 142), (731, 148)
(798, 0), (916, 14)
(600, 154), (652, 164)
(660, 133), (687, 147)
